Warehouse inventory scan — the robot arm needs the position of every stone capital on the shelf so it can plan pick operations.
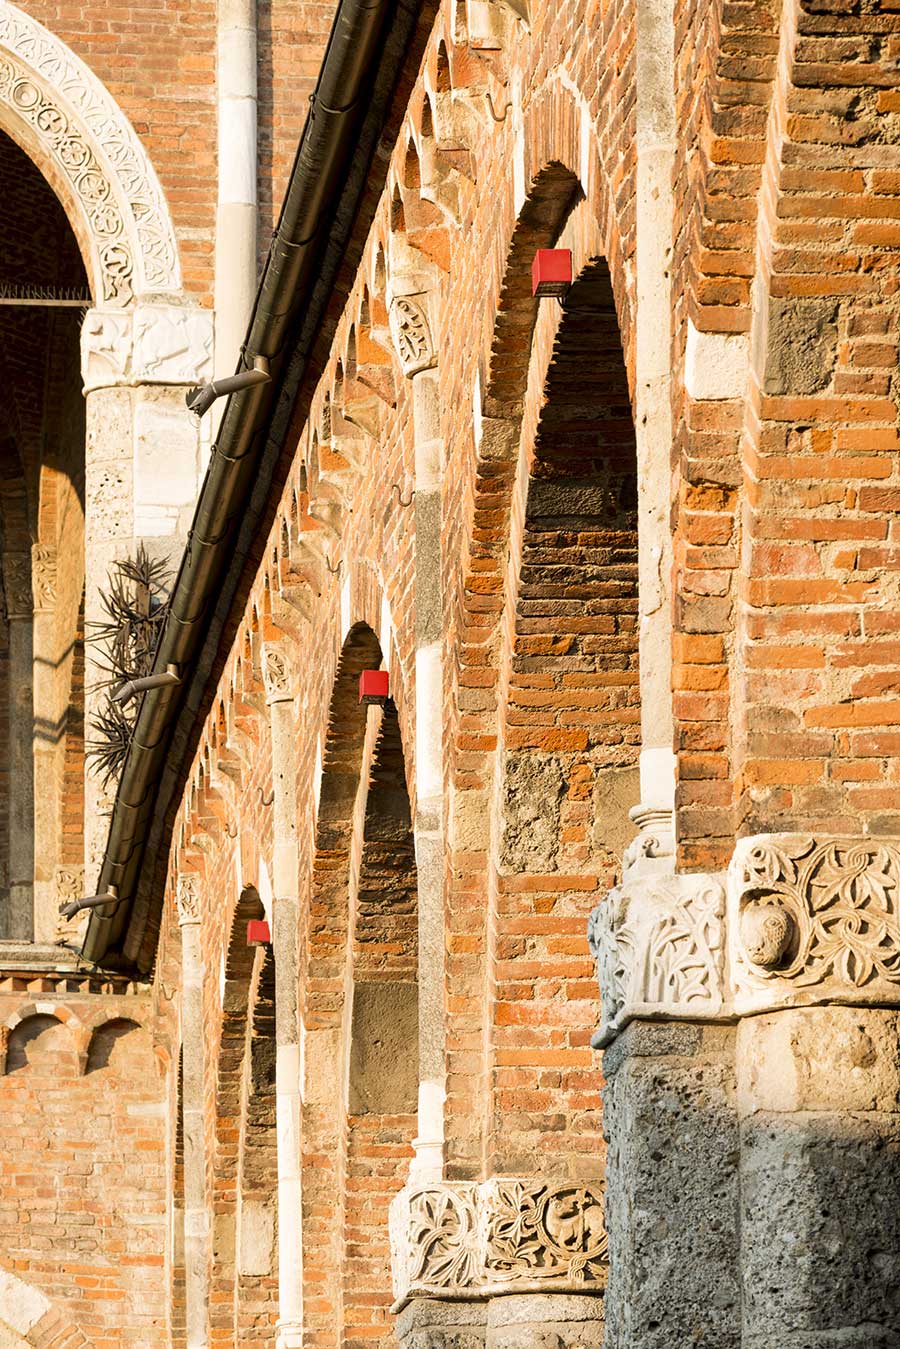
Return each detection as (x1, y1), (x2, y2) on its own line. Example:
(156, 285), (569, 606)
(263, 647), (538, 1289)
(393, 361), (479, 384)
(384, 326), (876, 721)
(81, 303), (214, 392)
(262, 643), (293, 705)
(389, 1177), (607, 1311)
(388, 294), (437, 377)
(588, 870), (726, 1048)
(729, 833), (900, 1015)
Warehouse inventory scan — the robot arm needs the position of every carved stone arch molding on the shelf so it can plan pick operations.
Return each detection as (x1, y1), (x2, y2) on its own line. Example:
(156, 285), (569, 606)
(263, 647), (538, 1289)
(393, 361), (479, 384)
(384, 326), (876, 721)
(0, 2), (181, 306)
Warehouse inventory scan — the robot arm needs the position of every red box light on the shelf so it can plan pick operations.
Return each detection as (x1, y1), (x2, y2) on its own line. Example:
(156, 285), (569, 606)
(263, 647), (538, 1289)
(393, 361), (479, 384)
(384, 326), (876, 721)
(246, 919), (271, 947)
(359, 669), (389, 705)
(532, 248), (572, 298)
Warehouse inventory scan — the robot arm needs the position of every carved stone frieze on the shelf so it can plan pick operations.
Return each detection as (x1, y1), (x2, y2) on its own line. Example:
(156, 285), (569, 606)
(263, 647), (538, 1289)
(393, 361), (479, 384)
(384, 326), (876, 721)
(588, 871), (726, 1047)
(730, 834), (900, 1013)
(81, 305), (214, 391)
(389, 1178), (607, 1309)
(389, 295), (436, 376)
(0, 3), (180, 304)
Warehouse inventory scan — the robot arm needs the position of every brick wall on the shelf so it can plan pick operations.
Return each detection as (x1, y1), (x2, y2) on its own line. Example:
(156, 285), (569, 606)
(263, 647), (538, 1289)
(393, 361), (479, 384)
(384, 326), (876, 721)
(0, 987), (165, 1344)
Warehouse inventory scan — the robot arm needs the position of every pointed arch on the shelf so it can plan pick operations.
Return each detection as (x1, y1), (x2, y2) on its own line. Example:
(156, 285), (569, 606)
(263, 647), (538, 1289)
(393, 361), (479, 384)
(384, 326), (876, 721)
(0, 3), (181, 305)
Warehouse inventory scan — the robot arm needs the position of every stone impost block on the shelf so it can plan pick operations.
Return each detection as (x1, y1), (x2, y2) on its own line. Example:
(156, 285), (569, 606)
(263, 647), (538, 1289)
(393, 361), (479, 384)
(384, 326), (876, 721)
(390, 1178), (607, 1312)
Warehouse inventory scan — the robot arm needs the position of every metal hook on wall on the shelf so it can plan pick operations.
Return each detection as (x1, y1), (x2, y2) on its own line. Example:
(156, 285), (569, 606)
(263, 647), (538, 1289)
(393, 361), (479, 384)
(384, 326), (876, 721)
(392, 483), (415, 508)
(325, 552), (342, 575)
(258, 786), (274, 808)
(225, 820), (238, 839)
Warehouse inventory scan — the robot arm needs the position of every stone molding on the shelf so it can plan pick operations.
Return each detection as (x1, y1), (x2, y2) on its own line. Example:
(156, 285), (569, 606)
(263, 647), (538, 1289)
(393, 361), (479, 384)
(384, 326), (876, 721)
(730, 833), (900, 1014)
(389, 1178), (607, 1310)
(0, 3), (181, 305)
(588, 871), (726, 1048)
(81, 304), (214, 391)
(587, 833), (900, 1044)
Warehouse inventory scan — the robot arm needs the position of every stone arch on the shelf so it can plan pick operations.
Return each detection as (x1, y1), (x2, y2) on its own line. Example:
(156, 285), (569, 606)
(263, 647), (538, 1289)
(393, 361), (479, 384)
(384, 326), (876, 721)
(0, 1266), (91, 1346)
(0, 2), (181, 305)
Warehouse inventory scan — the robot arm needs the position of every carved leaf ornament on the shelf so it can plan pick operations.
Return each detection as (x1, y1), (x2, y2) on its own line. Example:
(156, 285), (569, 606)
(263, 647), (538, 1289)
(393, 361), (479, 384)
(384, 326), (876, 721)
(736, 837), (900, 993)
(393, 1178), (607, 1303)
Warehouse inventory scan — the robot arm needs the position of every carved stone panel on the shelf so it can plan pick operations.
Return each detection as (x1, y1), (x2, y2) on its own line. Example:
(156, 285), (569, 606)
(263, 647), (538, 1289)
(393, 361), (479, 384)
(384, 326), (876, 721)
(389, 296), (436, 376)
(587, 872), (726, 1047)
(132, 305), (214, 385)
(261, 644), (292, 705)
(176, 874), (201, 927)
(730, 834), (900, 1014)
(390, 1178), (607, 1309)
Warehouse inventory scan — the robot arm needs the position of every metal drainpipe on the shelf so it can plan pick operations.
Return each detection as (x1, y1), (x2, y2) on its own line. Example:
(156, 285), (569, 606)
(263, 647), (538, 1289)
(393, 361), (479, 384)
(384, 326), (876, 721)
(262, 647), (303, 1348)
(215, 0), (258, 406)
(82, 0), (396, 968)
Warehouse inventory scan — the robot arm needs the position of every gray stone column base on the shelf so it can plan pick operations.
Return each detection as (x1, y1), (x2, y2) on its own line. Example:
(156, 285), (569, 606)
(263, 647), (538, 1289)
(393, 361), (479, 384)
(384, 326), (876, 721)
(396, 1298), (487, 1348)
(488, 1292), (604, 1347)
(396, 1294), (605, 1349)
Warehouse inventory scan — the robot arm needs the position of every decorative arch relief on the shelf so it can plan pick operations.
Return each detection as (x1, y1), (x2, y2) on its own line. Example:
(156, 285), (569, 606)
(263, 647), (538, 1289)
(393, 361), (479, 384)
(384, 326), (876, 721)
(0, 2), (181, 306)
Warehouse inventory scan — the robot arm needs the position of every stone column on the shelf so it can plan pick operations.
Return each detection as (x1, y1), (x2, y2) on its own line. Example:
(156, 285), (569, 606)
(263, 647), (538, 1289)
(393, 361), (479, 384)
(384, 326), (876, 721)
(177, 875), (210, 1349)
(80, 303), (213, 892)
(390, 1178), (607, 1347)
(632, 0), (676, 845)
(388, 292), (446, 1179)
(588, 863), (740, 1349)
(1, 553), (33, 940)
(215, 0), (257, 392)
(590, 832), (900, 1347)
(730, 835), (900, 1348)
(261, 643), (303, 1349)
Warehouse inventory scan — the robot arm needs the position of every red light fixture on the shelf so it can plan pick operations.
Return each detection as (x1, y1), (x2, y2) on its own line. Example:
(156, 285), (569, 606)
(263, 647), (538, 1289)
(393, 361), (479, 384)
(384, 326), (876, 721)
(246, 919), (271, 947)
(359, 669), (389, 706)
(532, 248), (572, 298)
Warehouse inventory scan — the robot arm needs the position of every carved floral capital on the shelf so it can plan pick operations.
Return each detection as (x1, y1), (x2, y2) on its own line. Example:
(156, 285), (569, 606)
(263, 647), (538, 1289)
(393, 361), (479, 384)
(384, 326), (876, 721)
(588, 871), (726, 1047)
(389, 1177), (607, 1309)
(729, 833), (900, 1014)
(388, 295), (436, 376)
